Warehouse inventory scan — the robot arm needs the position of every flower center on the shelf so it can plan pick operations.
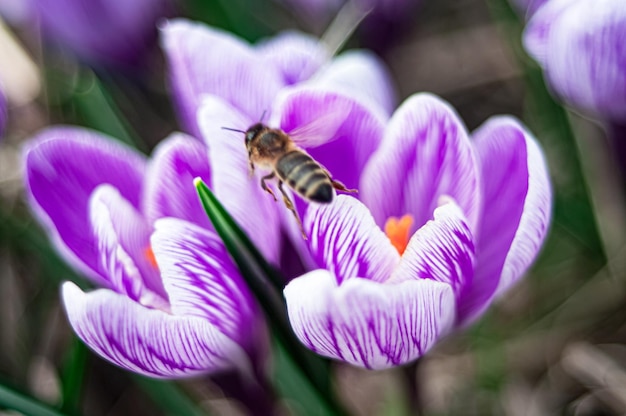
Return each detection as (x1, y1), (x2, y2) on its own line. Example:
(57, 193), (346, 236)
(384, 214), (414, 255)
(144, 246), (158, 269)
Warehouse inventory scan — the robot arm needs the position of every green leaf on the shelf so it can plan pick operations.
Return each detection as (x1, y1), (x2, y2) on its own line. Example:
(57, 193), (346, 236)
(183, 0), (285, 42)
(72, 70), (145, 151)
(0, 384), (68, 416)
(194, 178), (347, 415)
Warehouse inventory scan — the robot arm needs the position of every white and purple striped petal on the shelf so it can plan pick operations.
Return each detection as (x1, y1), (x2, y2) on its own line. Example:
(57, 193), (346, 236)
(161, 19), (284, 137)
(62, 282), (248, 378)
(361, 93), (481, 233)
(460, 117), (551, 324)
(197, 94), (282, 264)
(284, 270), (455, 369)
(89, 185), (167, 309)
(304, 195), (399, 285)
(23, 127), (146, 285)
(390, 202), (475, 306)
(142, 132), (212, 229)
(152, 218), (261, 352)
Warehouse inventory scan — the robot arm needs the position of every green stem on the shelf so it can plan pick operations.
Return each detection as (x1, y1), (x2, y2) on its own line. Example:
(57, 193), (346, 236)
(402, 360), (422, 416)
(60, 338), (88, 415)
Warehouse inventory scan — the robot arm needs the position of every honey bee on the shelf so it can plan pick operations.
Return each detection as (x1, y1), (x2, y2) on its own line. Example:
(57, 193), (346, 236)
(222, 122), (357, 238)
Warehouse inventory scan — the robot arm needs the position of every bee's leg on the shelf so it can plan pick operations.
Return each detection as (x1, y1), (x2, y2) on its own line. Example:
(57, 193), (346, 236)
(248, 158), (255, 178)
(278, 180), (307, 239)
(331, 179), (358, 194)
(260, 172), (278, 201)
(323, 169), (358, 194)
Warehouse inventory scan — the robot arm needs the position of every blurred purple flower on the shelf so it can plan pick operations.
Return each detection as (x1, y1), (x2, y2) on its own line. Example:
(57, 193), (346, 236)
(27, 0), (170, 68)
(523, 0), (626, 121)
(267, 92), (551, 369)
(23, 129), (268, 377)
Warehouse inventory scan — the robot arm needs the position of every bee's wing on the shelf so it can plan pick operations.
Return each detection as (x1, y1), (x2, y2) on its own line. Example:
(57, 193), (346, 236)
(286, 104), (351, 148)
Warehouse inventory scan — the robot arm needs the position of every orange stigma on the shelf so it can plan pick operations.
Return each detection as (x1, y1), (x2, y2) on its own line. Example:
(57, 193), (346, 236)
(144, 246), (158, 269)
(384, 214), (414, 255)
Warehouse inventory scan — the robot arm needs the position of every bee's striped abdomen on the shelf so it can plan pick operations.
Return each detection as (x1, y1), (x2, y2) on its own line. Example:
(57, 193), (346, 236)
(276, 150), (334, 203)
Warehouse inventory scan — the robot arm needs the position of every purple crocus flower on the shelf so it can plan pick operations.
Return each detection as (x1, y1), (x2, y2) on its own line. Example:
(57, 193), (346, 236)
(27, 0), (170, 68)
(23, 128), (269, 377)
(523, 0), (626, 121)
(209, 85), (549, 369)
(161, 18), (550, 369)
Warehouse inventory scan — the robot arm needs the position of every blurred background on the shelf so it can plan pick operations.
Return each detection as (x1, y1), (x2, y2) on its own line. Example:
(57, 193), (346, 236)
(1, 0), (625, 415)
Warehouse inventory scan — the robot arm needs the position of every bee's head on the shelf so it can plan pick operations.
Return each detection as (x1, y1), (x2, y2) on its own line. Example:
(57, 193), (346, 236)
(245, 123), (265, 146)
(222, 124), (264, 149)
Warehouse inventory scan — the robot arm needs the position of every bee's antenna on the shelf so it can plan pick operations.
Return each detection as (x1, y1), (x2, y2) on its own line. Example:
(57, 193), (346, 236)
(259, 110), (267, 123)
(221, 127), (246, 133)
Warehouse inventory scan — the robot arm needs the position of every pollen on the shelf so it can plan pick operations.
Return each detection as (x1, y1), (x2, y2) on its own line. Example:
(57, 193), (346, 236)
(384, 214), (414, 255)
(144, 246), (158, 269)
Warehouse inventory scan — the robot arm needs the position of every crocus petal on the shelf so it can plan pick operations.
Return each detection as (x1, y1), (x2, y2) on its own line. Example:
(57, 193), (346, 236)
(62, 282), (247, 378)
(312, 50), (397, 115)
(256, 31), (328, 85)
(161, 19), (284, 137)
(458, 117), (551, 324)
(89, 185), (166, 307)
(273, 87), (387, 192)
(304, 195), (399, 285)
(523, 0), (579, 65)
(151, 218), (259, 350)
(361, 93), (481, 234)
(391, 202), (475, 307)
(284, 270), (456, 370)
(197, 94), (282, 264)
(142, 132), (212, 229)
(23, 127), (146, 284)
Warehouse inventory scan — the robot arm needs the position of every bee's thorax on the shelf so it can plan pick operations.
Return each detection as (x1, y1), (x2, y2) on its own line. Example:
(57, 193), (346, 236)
(248, 127), (292, 165)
